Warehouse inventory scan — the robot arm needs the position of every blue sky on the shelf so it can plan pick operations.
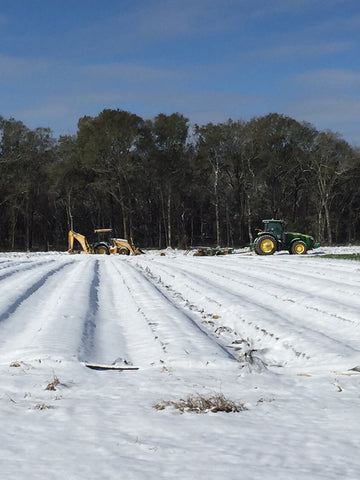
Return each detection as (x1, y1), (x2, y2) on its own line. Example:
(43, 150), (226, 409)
(1, 0), (360, 144)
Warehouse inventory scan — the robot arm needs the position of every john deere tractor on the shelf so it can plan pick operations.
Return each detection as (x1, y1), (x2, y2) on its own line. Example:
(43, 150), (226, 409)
(252, 219), (320, 256)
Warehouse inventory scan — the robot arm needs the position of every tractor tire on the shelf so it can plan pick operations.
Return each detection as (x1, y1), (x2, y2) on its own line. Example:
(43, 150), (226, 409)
(290, 240), (307, 255)
(118, 247), (130, 255)
(94, 244), (110, 255)
(254, 235), (277, 255)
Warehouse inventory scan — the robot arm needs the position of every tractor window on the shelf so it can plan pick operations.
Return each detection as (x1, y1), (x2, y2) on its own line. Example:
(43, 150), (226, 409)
(268, 223), (282, 237)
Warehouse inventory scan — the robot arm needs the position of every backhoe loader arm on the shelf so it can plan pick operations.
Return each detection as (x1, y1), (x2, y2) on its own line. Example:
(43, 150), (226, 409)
(68, 230), (91, 254)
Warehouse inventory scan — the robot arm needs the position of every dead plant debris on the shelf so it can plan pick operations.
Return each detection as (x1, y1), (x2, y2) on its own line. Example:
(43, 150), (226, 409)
(154, 393), (247, 414)
(10, 361), (21, 368)
(45, 377), (60, 391)
(34, 403), (54, 410)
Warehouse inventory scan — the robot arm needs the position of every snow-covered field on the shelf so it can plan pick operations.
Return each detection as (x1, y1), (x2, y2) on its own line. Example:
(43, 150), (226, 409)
(1, 246), (360, 479)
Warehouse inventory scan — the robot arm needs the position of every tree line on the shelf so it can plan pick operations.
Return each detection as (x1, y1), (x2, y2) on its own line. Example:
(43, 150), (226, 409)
(0, 110), (359, 251)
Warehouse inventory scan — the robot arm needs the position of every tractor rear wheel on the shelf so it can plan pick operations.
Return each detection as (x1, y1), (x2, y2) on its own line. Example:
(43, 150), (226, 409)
(254, 235), (277, 255)
(94, 244), (110, 255)
(290, 240), (307, 255)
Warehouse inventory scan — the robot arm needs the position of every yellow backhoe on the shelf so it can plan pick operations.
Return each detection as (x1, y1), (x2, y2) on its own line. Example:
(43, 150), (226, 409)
(68, 229), (143, 255)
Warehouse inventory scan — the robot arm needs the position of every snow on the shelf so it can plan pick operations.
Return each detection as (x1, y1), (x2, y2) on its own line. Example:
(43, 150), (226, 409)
(1, 246), (360, 479)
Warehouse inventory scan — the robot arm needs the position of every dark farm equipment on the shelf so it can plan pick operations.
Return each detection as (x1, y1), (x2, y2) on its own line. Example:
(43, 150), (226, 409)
(251, 219), (320, 256)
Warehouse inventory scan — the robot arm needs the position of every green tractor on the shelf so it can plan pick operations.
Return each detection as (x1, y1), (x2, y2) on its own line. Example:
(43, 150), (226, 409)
(252, 219), (320, 256)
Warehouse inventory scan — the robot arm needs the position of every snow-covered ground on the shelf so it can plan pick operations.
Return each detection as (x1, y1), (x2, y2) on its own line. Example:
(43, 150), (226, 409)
(1, 246), (360, 479)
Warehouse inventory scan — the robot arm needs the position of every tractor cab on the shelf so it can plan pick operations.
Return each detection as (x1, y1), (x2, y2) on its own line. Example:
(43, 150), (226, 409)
(93, 228), (113, 254)
(262, 220), (285, 243)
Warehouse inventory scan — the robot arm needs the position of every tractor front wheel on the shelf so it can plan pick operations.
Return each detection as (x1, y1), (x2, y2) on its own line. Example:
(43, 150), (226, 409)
(254, 235), (277, 255)
(118, 247), (130, 255)
(94, 244), (110, 255)
(290, 240), (307, 255)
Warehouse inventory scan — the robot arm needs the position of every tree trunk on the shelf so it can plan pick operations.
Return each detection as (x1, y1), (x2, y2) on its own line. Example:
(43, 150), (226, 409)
(167, 187), (171, 247)
(190, 214), (194, 245)
(160, 189), (168, 247)
(200, 207), (204, 243)
(66, 193), (74, 231)
(120, 197), (127, 238)
(10, 206), (18, 250)
(317, 208), (324, 243)
(247, 194), (253, 243)
(25, 198), (30, 251)
(214, 167), (220, 246)
(225, 204), (231, 246)
(324, 203), (332, 244)
(158, 216), (162, 249)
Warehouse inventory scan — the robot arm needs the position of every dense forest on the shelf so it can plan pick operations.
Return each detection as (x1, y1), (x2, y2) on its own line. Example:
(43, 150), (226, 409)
(0, 109), (359, 251)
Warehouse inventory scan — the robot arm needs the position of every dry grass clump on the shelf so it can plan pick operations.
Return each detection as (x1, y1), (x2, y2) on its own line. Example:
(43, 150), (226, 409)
(34, 403), (54, 410)
(154, 393), (246, 414)
(45, 377), (60, 391)
(10, 361), (22, 367)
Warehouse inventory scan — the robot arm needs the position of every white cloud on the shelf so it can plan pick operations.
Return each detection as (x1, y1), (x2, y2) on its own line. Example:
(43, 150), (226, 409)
(0, 55), (51, 79)
(81, 63), (181, 82)
(291, 69), (360, 90)
(282, 95), (360, 144)
(311, 13), (360, 35)
(257, 41), (353, 60)
(286, 95), (360, 122)
(111, 0), (246, 42)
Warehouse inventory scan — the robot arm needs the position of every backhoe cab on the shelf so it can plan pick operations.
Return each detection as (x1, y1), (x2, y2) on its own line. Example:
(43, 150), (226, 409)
(252, 219), (320, 256)
(68, 229), (143, 255)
